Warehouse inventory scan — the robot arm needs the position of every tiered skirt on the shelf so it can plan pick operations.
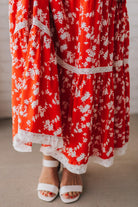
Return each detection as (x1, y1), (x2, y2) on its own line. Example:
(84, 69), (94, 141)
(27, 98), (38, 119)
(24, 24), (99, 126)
(9, 0), (130, 174)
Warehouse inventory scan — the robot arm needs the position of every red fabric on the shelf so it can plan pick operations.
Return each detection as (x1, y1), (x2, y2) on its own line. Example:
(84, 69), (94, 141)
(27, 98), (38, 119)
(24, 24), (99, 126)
(9, 0), (130, 174)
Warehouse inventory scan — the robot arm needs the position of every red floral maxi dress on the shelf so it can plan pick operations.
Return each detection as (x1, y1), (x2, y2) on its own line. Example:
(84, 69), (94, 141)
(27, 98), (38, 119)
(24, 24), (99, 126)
(8, 0), (130, 174)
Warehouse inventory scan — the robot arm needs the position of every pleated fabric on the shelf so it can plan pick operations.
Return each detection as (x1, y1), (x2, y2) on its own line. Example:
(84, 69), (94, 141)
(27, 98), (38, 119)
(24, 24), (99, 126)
(9, 0), (130, 174)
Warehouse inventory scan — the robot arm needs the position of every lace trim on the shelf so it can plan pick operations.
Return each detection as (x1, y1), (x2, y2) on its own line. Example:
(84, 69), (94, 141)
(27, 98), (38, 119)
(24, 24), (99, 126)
(13, 134), (32, 152)
(89, 143), (128, 168)
(13, 19), (129, 75)
(32, 17), (50, 36)
(14, 17), (50, 36)
(14, 20), (28, 34)
(56, 55), (129, 75)
(13, 133), (128, 174)
(13, 129), (63, 151)
(40, 142), (128, 174)
(56, 55), (113, 74)
(40, 146), (88, 174)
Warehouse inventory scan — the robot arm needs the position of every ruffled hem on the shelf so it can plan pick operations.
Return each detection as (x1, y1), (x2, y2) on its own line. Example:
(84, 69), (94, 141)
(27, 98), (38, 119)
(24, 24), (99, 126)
(12, 133), (128, 174)
(89, 143), (128, 168)
(13, 129), (63, 152)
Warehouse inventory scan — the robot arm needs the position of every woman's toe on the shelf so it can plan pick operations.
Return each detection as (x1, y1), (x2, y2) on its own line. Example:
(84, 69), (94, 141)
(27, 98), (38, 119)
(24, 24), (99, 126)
(61, 191), (80, 199)
(48, 192), (55, 197)
(40, 191), (44, 195)
(64, 193), (69, 198)
(73, 192), (78, 197)
(44, 191), (48, 196)
(41, 191), (45, 195)
(69, 192), (74, 198)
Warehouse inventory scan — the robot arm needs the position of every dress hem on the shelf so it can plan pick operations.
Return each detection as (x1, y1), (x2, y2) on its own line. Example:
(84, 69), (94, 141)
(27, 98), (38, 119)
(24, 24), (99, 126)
(13, 129), (63, 150)
(12, 132), (129, 174)
(89, 142), (128, 168)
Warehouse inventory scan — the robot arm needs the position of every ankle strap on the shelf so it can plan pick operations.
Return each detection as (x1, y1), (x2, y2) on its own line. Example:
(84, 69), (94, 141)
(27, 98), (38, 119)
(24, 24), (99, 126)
(42, 159), (59, 167)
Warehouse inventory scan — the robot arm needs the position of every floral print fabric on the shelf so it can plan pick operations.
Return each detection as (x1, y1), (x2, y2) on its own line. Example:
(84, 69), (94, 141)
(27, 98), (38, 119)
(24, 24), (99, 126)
(9, 0), (130, 174)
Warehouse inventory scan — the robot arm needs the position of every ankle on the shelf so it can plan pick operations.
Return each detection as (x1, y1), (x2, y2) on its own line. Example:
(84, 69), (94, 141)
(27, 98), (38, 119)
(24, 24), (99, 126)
(63, 168), (79, 176)
(43, 155), (57, 161)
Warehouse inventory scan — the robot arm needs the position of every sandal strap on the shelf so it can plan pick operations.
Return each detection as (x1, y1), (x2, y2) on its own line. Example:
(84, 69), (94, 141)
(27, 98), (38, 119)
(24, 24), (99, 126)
(42, 159), (59, 167)
(37, 183), (59, 195)
(60, 185), (83, 195)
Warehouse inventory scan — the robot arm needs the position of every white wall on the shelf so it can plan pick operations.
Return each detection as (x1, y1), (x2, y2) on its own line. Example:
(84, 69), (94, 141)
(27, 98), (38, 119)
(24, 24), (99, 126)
(0, 0), (12, 118)
(0, 0), (137, 118)
(127, 0), (138, 114)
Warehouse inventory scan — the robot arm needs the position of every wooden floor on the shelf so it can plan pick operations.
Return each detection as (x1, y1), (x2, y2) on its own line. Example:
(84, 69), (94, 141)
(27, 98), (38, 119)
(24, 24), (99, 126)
(0, 115), (138, 207)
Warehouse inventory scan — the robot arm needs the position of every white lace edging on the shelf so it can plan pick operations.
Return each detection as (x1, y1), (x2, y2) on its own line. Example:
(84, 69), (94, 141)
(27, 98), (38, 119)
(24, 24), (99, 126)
(13, 134), (32, 152)
(56, 55), (113, 74)
(13, 129), (63, 152)
(14, 20), (28, 34)
(14, 17), (50, 36)
(32, 17), (50, 36)
(56, 55), (129, 75)
(40, 143), (128, 174)
(12, 132), (128, 174)
(40, 146), (88, 174)
(88, 143), (128, 168)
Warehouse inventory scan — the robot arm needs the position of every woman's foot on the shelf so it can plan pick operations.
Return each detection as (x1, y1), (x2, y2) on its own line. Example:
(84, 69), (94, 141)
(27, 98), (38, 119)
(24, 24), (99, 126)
(38, 155), (59, 198)
(60, 168), (83, 199)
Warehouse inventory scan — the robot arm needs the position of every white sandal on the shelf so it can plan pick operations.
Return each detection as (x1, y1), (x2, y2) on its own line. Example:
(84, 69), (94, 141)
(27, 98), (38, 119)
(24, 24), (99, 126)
(59, 166), (83, 203)
(60, 185), (83, 203)
(37, 159), (60, 202)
